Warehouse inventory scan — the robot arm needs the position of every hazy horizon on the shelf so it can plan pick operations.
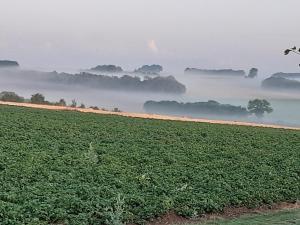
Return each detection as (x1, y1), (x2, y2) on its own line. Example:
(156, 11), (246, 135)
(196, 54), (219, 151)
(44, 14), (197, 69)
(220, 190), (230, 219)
(1, 0), (300, 75)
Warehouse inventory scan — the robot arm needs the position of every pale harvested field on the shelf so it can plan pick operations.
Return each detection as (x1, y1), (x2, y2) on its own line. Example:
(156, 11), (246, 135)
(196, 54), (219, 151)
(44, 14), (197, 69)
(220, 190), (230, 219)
(1, 101), (299, 130)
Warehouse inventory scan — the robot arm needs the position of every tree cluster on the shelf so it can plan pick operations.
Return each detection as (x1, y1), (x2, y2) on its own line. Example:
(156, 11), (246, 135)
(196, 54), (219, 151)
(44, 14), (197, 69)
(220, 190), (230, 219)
(144, 99), (273, 118)
(134, 65), (163, 75)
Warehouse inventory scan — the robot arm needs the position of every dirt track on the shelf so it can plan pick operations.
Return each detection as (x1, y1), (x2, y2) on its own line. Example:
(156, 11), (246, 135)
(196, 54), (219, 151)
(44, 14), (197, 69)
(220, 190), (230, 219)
(1, 101), (299, 130)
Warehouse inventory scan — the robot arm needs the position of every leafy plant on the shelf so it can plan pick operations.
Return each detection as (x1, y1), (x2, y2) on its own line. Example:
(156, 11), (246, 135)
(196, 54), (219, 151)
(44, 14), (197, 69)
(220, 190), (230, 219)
(84, 142), (98, 164)
(105, 194), (125, 225)
(0, 105), (298, 224)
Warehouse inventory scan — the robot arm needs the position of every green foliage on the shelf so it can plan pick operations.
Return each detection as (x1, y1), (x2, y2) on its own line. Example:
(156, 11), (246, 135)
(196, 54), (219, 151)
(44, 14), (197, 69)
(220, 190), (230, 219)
(0, 91), (24, 102)
(30, 93), (45, 104)
(84, 142), (98, 164)
(105, 194), (125, 225)
(247, 99), (273, 118)
(0, 105), (299, 225)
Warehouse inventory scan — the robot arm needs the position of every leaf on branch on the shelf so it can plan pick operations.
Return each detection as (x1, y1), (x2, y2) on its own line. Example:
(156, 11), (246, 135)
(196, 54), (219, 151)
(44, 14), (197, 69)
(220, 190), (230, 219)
(284, 49), (291, 55)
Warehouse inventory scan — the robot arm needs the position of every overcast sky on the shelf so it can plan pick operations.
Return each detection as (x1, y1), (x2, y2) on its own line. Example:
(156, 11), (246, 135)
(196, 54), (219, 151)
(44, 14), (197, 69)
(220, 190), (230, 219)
(0, 0), (299, 74)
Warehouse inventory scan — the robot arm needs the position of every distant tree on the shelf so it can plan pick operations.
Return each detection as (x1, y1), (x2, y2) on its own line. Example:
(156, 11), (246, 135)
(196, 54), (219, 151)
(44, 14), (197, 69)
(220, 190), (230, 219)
(247, 68), (258, 78)
(0, 91), (24, 102)
(247, 99), (273, 118)
(57, 98), (67, 106)
(134, 65), (163, 74)
(0, 60), (19, 68)
(90, 106), (99, 110)
(112, 107), (122, 112)
(70, 99), (77, 108)
(90, 65), (123, 73)
(79, 103), (85, 109)
(284, 46), (300, 66)
(31, 93), (45, 104)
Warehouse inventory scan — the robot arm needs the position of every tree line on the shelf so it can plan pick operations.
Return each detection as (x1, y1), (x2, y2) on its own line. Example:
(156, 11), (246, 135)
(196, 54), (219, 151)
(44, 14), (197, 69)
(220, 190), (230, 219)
(144, 99), (273, 118)
(0, 91), (122, 112)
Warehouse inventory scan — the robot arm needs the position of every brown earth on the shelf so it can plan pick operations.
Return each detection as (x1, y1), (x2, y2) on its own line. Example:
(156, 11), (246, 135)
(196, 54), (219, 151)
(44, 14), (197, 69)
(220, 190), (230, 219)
(0, 101), (299, 130)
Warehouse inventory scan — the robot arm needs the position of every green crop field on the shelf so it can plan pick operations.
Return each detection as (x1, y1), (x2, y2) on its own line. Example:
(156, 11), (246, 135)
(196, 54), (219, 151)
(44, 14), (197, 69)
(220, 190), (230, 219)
(0, 105), (299, 225)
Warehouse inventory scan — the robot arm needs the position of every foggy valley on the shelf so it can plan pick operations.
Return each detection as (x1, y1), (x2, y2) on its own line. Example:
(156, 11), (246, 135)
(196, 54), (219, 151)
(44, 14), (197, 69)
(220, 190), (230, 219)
(1, 1), (300, 224)
(1, 62), (299, 127)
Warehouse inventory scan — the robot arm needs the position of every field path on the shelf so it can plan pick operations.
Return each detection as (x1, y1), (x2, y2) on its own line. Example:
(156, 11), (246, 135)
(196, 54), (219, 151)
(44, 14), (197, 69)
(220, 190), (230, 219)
(1, 101), (299, 130)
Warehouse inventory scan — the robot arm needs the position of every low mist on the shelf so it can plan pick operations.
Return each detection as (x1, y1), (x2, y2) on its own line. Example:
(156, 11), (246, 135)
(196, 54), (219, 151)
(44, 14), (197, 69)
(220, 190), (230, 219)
(0, 66), (299, 127)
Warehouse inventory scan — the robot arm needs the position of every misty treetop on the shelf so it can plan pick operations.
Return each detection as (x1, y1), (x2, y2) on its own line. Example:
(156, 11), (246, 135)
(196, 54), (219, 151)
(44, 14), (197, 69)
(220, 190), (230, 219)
(90, 64), (123, 73)
(246, 68), (258, 78)
(50, 72), (186, 94)
(271, 72), (300, 79)
(0, 60), (19, 68)
(0, 69), (186, 94)
(184, 68), (246, 76)
(262, 76), (300, 90)
(134, 64), (163, 75)
(144, 100), (250, 117)
(261, 72), (300, 91)
(144, 99), (274, 119)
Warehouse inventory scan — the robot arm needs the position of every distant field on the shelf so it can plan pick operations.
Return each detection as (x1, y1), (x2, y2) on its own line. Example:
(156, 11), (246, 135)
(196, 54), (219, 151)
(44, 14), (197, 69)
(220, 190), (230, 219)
(0, 105), (299, 225)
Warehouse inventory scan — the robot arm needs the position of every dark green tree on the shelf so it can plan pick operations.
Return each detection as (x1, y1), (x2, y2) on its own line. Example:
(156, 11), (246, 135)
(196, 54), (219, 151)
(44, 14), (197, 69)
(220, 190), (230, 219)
(31, 93), (45, 104)
(247, 99), (273, 118)
(0, 91), (24, 102)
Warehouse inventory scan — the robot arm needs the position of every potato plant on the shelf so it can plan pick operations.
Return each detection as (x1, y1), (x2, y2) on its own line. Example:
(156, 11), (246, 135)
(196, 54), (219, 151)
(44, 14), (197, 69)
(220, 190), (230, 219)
(0, 105), (299, 224)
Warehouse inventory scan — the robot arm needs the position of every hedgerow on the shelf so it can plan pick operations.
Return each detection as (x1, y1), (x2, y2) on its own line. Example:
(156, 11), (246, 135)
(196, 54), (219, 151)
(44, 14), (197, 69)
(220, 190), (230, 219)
(0, 105), (299, 224)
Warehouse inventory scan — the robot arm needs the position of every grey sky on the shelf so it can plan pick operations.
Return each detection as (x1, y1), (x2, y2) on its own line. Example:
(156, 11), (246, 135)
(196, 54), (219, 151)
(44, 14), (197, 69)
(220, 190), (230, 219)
(0, 0), (299, 74)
